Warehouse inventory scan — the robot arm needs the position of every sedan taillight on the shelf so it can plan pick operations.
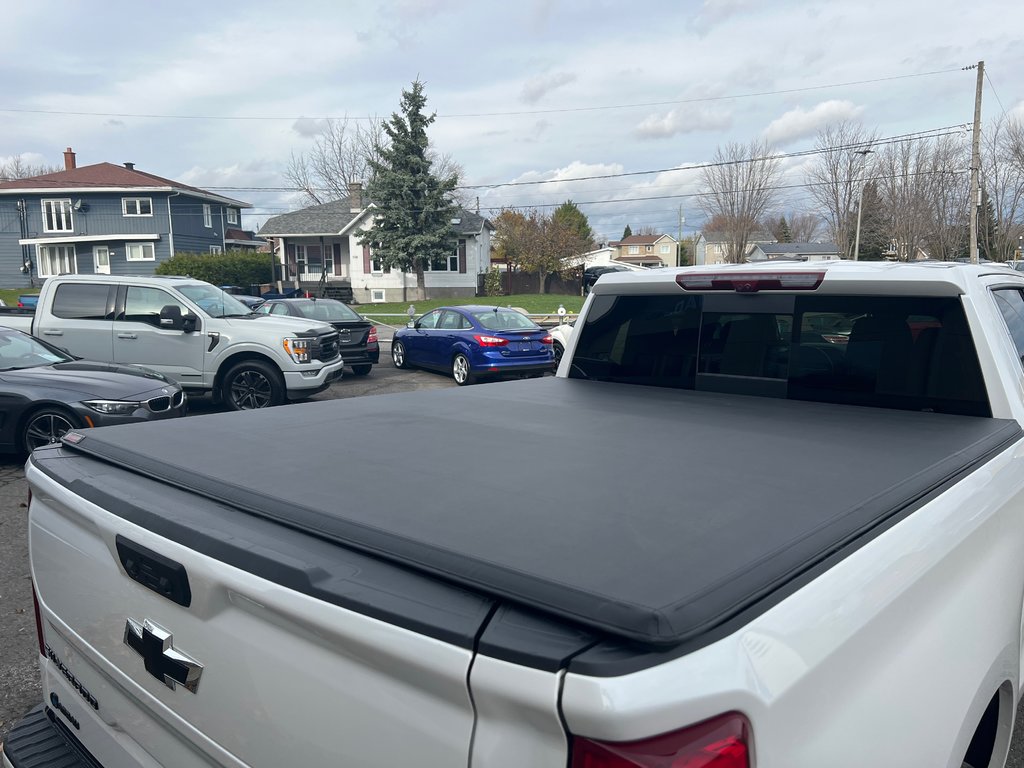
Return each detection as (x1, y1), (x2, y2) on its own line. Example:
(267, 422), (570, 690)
(571, 712), (751, 768)
(474, 335), (509, 347)
(368, 326), (378, 343)
(541, 334), (553, 345)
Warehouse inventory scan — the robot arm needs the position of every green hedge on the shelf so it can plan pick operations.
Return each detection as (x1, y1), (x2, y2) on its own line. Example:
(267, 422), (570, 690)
(156, 250), (273, 287)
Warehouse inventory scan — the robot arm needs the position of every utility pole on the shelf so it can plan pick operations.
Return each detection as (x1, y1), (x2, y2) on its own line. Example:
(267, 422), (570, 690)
(968, 60), (984, 265)
(852, 149), (874, 261)
(677, 206), (685, 266)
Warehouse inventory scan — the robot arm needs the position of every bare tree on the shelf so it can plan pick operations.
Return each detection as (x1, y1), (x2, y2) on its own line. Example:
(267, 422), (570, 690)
(0, 156), (61, 181)
(699, 139), (782, 263)
(789, 212), (824, 242)
(805, 122), (879, 258)
(979, 116), (1024, 260)
(285, 117), (387, 206)
(876, 139), (935, 261)
(285, 116), (470, 208)
(922, 134), (969, 261)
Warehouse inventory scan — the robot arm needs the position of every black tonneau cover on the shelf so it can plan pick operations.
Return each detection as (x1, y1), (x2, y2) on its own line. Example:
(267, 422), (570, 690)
(52, 378), (1021, 647)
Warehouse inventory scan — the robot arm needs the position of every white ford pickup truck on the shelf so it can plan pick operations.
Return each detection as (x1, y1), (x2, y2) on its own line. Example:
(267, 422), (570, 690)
(0, 274), (344, 409)
(7, 261), (1024, 768)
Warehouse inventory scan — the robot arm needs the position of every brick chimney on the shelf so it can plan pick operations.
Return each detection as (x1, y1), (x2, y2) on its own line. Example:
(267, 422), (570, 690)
(63, 147), (76, 170)
(348, 181), (363, 213)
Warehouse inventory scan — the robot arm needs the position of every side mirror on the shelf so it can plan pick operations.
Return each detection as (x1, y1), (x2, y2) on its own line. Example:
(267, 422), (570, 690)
(159, 305), (184, 330)
(407, 321), (416, 329)
(182, 312), (198, 334)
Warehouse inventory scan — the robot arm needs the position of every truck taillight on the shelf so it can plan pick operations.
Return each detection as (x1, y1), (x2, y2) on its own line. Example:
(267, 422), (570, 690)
(474, 335), (509, 347)
(677, 271), (824, 293)
(368, 326), (378, 343)
(570, 712), (751, 768)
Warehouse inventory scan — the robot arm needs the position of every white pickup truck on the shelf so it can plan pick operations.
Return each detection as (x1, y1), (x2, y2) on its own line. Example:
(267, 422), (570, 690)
(6, 261), (1024, 768)
(0, 275), (344, 409)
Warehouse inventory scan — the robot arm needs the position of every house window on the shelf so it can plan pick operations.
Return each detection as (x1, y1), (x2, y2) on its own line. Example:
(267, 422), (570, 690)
(122, 198), (153, 216)
(210, 245), (222, 254)
(660, 244), (671, 254)
(371, 289), (386, 303)
(41, 199), (73, 233)
(370, 255), (384, 273)
(37, 245), (77, 276)
(203, 204), (212, 228)
(227, 208), (238, 224)
(646, 245), (652, 252)
(428, 252), (459, 272)
(126, 243), (155, 261)
(628, 245), (639, 255)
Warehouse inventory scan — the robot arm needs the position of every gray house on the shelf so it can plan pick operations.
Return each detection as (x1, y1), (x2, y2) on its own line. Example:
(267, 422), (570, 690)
(748, 242), (841, 262)
(259, 183), (493, 304)
(0, 148), (250, 286)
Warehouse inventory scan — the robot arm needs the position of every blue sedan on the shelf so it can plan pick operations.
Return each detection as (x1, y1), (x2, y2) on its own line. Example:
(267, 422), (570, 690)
(392, 305), (554, 385)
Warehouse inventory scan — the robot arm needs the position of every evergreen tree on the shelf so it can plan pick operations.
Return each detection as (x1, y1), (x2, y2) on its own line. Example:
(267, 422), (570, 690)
(622, 224), (632, 239)
(552, 200), (594, 250)
(772, 215), (792, 243)
(361, 80), (458, 298)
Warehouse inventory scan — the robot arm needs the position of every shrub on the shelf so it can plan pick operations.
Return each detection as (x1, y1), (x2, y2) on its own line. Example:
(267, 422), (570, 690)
(483, 267), (504, 296)
(156, 250), (272, 287)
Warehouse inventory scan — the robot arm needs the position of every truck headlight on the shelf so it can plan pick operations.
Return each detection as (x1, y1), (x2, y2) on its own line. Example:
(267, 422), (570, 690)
(82, 400), (140, 415)
(283, 337), (312, 364)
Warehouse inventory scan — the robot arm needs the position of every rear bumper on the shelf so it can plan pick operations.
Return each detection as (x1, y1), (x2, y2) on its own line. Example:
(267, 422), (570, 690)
(474, 361), (554, 378)
(2, 705), (98, 768)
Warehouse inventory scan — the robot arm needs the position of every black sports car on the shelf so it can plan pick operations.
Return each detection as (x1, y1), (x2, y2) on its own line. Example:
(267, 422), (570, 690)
(0, 326), (187, 454)
(257, 298), (379, 375)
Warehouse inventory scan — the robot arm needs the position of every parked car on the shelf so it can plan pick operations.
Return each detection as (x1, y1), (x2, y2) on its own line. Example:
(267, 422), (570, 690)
(582, 264), (631, 295)
(548, 322), (574, 369)
(17, 294), (39, 309)
(218, 286), (265, 310)
(0, 325), (186, 453)
(258, 298), (379, 375)
(392, 305), (554, 385)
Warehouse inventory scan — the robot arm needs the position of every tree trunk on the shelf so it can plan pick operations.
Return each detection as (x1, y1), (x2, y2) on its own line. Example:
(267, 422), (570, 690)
(538, 269), (547, 294)
(413, 264), (426, 301)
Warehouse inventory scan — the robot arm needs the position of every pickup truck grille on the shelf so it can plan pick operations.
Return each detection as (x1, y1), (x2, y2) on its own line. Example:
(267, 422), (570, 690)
(314, 332), (341, 362)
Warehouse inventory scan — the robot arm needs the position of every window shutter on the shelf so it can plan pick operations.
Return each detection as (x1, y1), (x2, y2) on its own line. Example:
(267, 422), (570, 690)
(458, 239), (467, 274)
(363, 244), (371, 273)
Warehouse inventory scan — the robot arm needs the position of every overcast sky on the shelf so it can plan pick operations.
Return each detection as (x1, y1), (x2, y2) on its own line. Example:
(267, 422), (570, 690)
(2, 0), (1022, 242)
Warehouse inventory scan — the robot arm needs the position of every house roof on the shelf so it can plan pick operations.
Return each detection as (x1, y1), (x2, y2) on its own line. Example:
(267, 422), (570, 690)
(753, 242), (840, 255)
(0, 162), (250, 207)
(700, 231), (774, 244)
(612, 234), (676, 247)
(225, 228), (264, 244)
(259, 196), (492, 237)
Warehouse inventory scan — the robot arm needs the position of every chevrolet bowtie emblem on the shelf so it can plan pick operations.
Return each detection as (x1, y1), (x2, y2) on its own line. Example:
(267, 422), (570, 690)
(123, 618), (203, 694)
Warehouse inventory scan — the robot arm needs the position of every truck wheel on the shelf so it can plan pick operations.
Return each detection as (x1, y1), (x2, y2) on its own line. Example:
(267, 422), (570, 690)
(22, 408), (80, 453)
(553, 340), (565, 368)
(392, 341), (408, 369)
(452, 353), (475, 386)
(221, 360), (285, 410)
(352, 364), (372, 376)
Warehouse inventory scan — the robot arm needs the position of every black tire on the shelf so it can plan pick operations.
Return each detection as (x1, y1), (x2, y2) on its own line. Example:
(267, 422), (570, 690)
(392, 341), (409, 369)
(553, 340), (565, 369)
(221, 360), (285, 410)
(22, 407), (81, 454)
(452, 353), (475, 386)
(352, 364), (372, 376)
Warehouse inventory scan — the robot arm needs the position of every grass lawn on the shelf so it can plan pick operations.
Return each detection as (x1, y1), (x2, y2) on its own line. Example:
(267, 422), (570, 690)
(0, 288), (37, 307)
(356, 293), (583, 323)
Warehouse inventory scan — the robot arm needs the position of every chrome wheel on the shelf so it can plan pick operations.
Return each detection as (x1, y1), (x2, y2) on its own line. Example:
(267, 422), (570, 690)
(452, 353), (474, 385)
(24, 410), (77, 452)
(392, 341), (407, 369)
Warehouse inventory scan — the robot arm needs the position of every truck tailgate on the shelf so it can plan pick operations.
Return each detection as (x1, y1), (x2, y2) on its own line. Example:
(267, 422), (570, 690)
(27, 450), (493, 767)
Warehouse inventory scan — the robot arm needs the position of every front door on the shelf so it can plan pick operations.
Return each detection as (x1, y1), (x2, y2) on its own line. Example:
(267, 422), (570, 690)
(93, 246), (111, 274)
(112, 285), (207, 386)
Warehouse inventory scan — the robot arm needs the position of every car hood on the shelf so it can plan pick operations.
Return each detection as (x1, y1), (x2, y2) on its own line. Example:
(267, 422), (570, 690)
(223, 315), (334, 335)
(0, 361), (176, 400)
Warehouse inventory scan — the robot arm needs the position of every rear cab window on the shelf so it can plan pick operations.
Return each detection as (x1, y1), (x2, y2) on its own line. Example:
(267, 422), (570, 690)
(569, 292), (990, 417)
(50, 283), (113, 320)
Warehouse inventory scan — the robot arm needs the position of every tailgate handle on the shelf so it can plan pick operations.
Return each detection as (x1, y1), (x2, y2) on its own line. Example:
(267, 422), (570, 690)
(116, 536), (192, 607)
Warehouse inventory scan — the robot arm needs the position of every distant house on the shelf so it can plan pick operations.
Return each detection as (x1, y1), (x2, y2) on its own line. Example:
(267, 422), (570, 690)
(748, 242), (841, 262)
(0, 147), (250, 286)
(610, 234), (677, 267)
(694, 231), (775, 265)
(224, 228), (266, 252)
(258, 183), (493, 303)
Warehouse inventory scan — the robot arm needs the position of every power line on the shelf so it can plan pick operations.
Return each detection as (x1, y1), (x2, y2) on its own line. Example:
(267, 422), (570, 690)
(0, 67), (966, 123)
(984, 70), (1008, 117)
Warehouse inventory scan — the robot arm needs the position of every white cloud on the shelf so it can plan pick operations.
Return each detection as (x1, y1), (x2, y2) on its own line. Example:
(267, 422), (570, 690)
(635, 107), (732, 140)
(762, 100), (865, 145)
(520, 72), (577, 104)
(692, 0), (753, 34)
(292, 118), (331, 138)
